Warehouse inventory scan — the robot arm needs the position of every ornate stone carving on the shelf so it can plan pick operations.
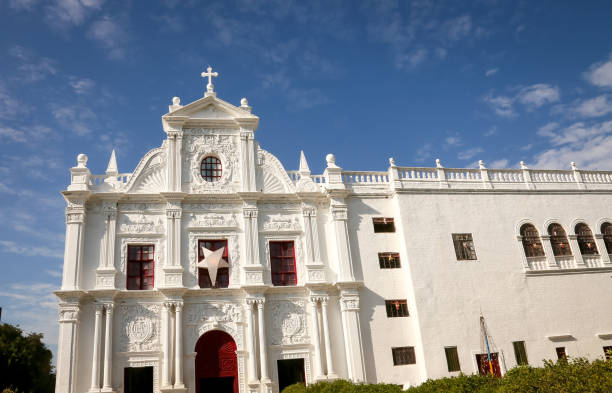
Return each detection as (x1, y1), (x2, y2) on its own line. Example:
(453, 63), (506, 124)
(119, 203), (165, 212)
(119, 214), (165, 234)
(256, 149), (295, 193)
(183, 133), (239, 193)
(186, 303), (242, 325)
(269, 300), (308, 345)
(188, 213), (238, 228)
(340, 295), (360, 311)
(331, 204), (348, 221)
(261, 214), (301, 232)
(119, 304), (160, 352)
(66, 212), (85, 223)
(59, 305), (80, 322)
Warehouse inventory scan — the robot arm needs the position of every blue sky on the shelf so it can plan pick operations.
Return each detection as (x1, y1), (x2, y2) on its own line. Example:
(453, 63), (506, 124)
(1, 0), (612, 363)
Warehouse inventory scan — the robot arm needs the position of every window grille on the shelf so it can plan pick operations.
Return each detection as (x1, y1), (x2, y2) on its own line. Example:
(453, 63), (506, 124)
(385, 300), (409, 317)
(445, 347), (460, 372)
(378, 252), (401, 269)
(198, 239), (229, 288)
(452, 233), (477, 260)
(604, 346), (612, 360)
(513, 341), (528, 365)
(547, 224), (572, 256)
(520, 224), (545, 257)
(556, 347), (567, 360)
(200, 156), (222, 182)
(575, 223), (598, 255)
(392, 346), (416, 365)
(373, 217), (395, 233)
(602, 223), (612, 254)
(270, 241), (297, 286)
(127, 245), (155, 290)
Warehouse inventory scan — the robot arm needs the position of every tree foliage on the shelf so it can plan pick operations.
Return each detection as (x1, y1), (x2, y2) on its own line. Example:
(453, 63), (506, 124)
(281, 357), (612, 393)
(0, 323), (55, 393)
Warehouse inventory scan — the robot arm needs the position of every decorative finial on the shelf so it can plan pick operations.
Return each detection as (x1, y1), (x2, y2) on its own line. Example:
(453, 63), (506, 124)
(389, 157), (396, 166)
(201, 66), (219, 97)
(520, 161), (528, 169)
(77, 153), (88, 168)
(478, 160), (486, 169)
(571, 161), (577, 170)
(240, 97), (248, 107)
(172, 96), (180, 106)
(106, 149), (118, 176)
(299, 151), (311, 175)
(326, 154), (335, 164)
(435, 158), (442, 168)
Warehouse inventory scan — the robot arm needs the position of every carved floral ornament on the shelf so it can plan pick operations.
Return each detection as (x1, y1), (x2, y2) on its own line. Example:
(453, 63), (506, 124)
(119, 304), (160, 352)
(261, 214), (302, 232)
(269, 300), (308, 345)
(119, 214), (165, 234)
(188, 212), (238, 228)
(59, 305), (80, 322)
(184, 133), (239, 193)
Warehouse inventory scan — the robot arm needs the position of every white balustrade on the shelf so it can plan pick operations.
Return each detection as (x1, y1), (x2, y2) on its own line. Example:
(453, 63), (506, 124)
(531, 170), (574, 183)
(342, 171), (389, 184)
(488, 169), (523, 183)
(398, 167), (438, 180)
(445, 169), (482, 181)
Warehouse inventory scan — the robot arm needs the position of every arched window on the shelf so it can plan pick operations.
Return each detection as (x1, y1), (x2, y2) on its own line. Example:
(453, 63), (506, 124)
(200, 156), (222, 182)
(548, 224), (572, 256)
(575, 223), (598, 255)
(520, 224), (545, 257)
(602, 222), (612, 254)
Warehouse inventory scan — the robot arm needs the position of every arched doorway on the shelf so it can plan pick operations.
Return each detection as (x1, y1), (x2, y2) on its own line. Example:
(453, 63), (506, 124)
(195, 330), (238, 393)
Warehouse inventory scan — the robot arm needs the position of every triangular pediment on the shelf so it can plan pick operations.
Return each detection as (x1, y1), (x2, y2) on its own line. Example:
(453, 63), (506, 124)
(164, 95), (257, 121)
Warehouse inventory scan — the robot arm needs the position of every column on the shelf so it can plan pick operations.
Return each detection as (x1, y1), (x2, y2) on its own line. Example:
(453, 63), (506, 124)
(89, 305), (103, 391)
(303, 210), (314, 264)
(166, 209), (174, 267)
(256, 300), (269, 382)
(62, 200), (87, 290)
(245, 300), (258, 382)
(330, 203), (355, 281)
(240, 131), (250, 191)
(250, 209), (260, 265)
(310, 298), (324, 379)
(247, 133), (257, 191)
(166, 134), (176, 191)
(174, 302), (185, 388)
(321, 298), (336, 378)
(339, 290), (366, 382)
(55, 303), (80, 393)
(244, 210), (253, 265)
(102, 304), (114, 392)
(310, 210), (322, 263)
(161, 302), (172, 388)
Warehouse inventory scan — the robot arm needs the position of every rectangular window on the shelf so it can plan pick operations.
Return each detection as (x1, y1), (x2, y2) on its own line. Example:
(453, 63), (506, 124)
(513, 341), (529, 365)
(373, 217), (395, 233)
(124, 366), (153, 393)
(452, 233), (477, 260)
(445, 347), (460, 372)
(270, 241), (297, 286)
(604, 346), (612, 360)
(127, 245), (154, 290)
(392, 346), (416, 365)
(385, 300), (409, 317)
(198, 239), (229, 288)
(378, 252), (401, 269)
(556, 347), (567, 360)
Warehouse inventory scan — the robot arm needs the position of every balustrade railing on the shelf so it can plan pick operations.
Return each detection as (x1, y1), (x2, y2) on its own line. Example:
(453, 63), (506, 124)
(398, 167), (438, 180)
(89, 174), (131, 186)
(530, 170), (574, 183)
(445, 169), (482, 181)
(342, 171), (389, 184)
(488, 169), (523, 183)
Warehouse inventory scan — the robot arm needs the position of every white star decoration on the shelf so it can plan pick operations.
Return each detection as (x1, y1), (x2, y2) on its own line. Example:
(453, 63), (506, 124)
(197, 246), (229, 286)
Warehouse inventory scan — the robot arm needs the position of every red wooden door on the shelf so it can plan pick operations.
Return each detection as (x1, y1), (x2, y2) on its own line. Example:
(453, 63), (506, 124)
(195, 330), (238, 393)
(476, 353), (502, 377)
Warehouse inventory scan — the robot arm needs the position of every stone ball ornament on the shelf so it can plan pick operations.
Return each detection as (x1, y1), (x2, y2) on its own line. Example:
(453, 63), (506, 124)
(77, 153), (88, 167)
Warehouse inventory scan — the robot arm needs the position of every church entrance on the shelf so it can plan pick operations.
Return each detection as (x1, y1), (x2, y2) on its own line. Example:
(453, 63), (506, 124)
(195, 330), (238, 393)
(277, 359), (305, 392)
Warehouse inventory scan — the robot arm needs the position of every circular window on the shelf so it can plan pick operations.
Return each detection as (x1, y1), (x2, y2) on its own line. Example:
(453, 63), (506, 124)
(200, 156), (222, 182)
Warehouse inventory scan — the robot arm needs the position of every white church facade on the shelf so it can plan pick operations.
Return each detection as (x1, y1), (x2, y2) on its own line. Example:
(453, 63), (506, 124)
(55, 69), (612, 393)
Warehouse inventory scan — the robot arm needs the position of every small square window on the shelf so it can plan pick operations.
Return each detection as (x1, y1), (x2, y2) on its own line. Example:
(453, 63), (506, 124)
(445, 347), (460, 372)
(385, 300), (409, 317)
(392, 346), (416, 365)
(378, 252), (401, 269)
(556, 347), (567, 360)
(513, 341), (528, 365)
(452, 233), (477, 260)
(126, 245), (155, 290)
(603, 346), (612, 360)
(373, 217), (395, 233)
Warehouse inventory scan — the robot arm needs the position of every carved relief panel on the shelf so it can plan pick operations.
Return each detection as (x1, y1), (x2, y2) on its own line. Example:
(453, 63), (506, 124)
(268, 299), (308, 345)
(119, 304), (161, 352)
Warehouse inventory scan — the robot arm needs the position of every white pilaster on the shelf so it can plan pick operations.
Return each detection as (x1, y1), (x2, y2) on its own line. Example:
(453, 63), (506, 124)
(247, 133), (257, 191)
(55, 302), (80, 393)
(246, 300), (258, 383)
(240, 131), (250, 191)
(321, 298), (337, 378)
(162, 302), (172, 388)
(309, 298), (324, 380)
(102, 304), (114, 392)
(174, 302), (185, 388)
(62, 198), (88, 290)
(96, 201), (117, 288)
(89, 305), (103, 392)
(256, 300), (270, 383)
(330, 202), (355, 281)
(338, 289), (366, 382)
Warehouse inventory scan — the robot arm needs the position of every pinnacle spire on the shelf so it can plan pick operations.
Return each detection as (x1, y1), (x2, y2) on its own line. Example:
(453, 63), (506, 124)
(106, 149), (118, 176)
(299, 150), (311, 175)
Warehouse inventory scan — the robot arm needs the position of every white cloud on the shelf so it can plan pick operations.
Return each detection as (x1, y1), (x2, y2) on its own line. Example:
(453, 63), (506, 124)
(414, 143), (432, 163)
(445, 15), (472, 42)
(396, 48), (428, 69)
(0, 126), (27, 143)
(484, 126), (498, 136)
(444, 135), (463, 148)
(516, 84), (560, 109)
(0, 84), (22, 119)
(88, 16), (128, 59)
(488, 158), (510, 168)
(457, 147), (484, 160)
(484, 94), (515, 117)
(540, 121), (612, 146)
(485, 68), (499, 77)
(69, 77), (95, 94)
(9, 45), (57, 82)
(584, 54), (612, 88)
(574, 95), (612, 117)
(0, 240), (63, 259)
(8, 0), (38, 10)
(51, 104), (96, 136)
(0, 124), (53, 144)
(45, 0), (104, 28)
(537, 122), (559, 137)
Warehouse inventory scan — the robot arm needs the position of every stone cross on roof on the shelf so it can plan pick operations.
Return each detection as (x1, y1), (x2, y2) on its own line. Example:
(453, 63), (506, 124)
(201, 66), (219, 97)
